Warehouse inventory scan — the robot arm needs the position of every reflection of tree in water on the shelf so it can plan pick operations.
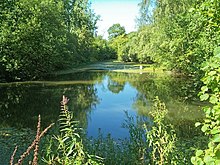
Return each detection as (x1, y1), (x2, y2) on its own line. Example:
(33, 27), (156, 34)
(107, 79), (125, 94)
(63, 85), (99, 129)
(130, 73), (202, 113)
(0, 85), (26, 126)
(103, 71), (203, 138)
(0, 71), (201, 137)
(128, 74), (199, 103)
(104, 71), (198, 103)
(0, 84), (61, 129)
(106, 72), (127, 94)
(0, 83), (98, 130)
(130, 74), (204, 138)
(105, 72), (197, 102)
(49, 70), (106, 82)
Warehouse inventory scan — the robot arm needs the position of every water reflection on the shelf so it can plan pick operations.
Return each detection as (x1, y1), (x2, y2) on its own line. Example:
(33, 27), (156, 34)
(87, 75), (137, 138)
(0, 83), (98, 130)
(0, 71), (204, 139)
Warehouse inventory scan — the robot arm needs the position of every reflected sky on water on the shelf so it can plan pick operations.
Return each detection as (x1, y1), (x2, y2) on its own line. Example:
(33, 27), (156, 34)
(0, 71), (204, 139)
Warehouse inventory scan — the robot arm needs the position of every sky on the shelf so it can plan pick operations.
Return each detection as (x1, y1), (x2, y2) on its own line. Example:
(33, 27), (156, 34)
(91, 0), (141, 38)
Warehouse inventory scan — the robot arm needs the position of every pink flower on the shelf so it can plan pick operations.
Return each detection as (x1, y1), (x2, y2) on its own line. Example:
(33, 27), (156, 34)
(60, 95), (69, 105)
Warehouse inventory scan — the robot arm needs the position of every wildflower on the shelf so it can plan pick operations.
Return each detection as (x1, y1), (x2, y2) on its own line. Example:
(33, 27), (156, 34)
(60, 95), (69, 105)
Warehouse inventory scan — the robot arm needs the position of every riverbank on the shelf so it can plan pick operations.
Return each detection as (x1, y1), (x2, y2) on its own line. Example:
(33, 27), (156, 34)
(1, 60), (192, 85)
(0, 61), (170, 85)
(52, 61), (169, 75)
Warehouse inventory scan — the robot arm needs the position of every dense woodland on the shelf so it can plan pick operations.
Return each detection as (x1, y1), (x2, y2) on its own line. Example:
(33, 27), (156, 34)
(0, 0), (115, 81)
(0, 0), (219, 81)
(1, 0), (220, 164)
(109, 0), (219, 77)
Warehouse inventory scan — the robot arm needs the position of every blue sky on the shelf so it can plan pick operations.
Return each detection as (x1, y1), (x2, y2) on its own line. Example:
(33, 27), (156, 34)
(91, 0), (141, 38)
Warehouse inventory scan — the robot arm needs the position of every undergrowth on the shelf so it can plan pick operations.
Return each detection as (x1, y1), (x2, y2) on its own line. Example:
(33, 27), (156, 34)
(8, 95), (207, 165)
(42, 96), (102, 164)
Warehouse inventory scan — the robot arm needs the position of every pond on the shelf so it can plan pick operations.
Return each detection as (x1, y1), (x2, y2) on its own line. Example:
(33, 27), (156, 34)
(0, 69), (205, 162)
(0, 70), (206, 164)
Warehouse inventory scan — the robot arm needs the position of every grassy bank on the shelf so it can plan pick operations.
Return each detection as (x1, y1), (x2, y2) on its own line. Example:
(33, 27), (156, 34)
(52, 61), (169, 75)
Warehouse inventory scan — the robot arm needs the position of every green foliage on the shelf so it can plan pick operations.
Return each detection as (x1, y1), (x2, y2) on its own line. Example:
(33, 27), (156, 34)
(191, 47), (220, 164)
(0, 0), (65, 80)
(42, 96), (101, 164)
(145, 97), (176, 164)
(0, 0), (112, 82)
(108, 34), (129, 61)
(111, 0), (220, 78)
(86, 112), (148, 165)
(107, 23), (126, 40)
(91, 36), (116, 61)
(86, 131), (128, 165)
(122, 112), (147, 164)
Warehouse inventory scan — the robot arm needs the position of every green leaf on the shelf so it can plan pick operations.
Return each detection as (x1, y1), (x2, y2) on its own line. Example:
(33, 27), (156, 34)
(195, 122), (201, 127)
(201, 125), (208, 132)
(214, 47), (220, 56)
(210, 95), (218, 104)
(196, 150), (204, 157)
(210, 128), (220, 135)
(200, 94), (209, 101)
(191, 157), (196, 164)
(204, 155), (214, 164)
(201, 86), (208, 92)
(208, 142), (215, 148)
(188, 8), (195, 12)
(208, 71), (217, 76)
(212, 134), (220, 143)
(216, 160), (220, 165)
(215, 149), (220, 159)
(197, 158), (204, 165)
(67, 142), (75, 156)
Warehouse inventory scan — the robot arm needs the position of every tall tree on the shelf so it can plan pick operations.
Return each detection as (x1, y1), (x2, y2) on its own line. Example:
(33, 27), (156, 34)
(132, 0), (220, 76)
(0, 0), (102, 82)
(107, 23), (126, 40)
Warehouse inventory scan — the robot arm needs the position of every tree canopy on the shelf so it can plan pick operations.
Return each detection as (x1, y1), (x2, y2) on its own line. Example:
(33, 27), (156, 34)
(109, 0), (219, 78)
(107, 23), (126, 40)
(0, 0), (114, 82)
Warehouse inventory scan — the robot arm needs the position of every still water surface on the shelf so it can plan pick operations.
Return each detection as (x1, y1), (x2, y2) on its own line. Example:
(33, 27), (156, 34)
(0, 70), (204, 139)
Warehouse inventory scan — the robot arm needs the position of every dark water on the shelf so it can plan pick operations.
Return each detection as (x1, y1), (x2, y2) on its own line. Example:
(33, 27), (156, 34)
(0, 71), (204, 139)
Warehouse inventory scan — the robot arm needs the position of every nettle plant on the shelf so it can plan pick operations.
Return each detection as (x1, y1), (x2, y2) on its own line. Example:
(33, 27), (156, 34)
(191, 47), (220, 164)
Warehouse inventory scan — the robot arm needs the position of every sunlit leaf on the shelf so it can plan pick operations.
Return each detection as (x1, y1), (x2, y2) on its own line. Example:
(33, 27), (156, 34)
(196, 150), (204, 157)
(210, 128), (220, 135)
(201, 86), (209, 93)
(210, 95), (218, 104)
(201, 125), (208, 132)
(204, 155), (214, 164)
(212, 134), (220, 143)
(195, 122), (201, 127)
(208, 71), (217, 76)
(200, 94), (209, 101)
(214, 47), (220, 56)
